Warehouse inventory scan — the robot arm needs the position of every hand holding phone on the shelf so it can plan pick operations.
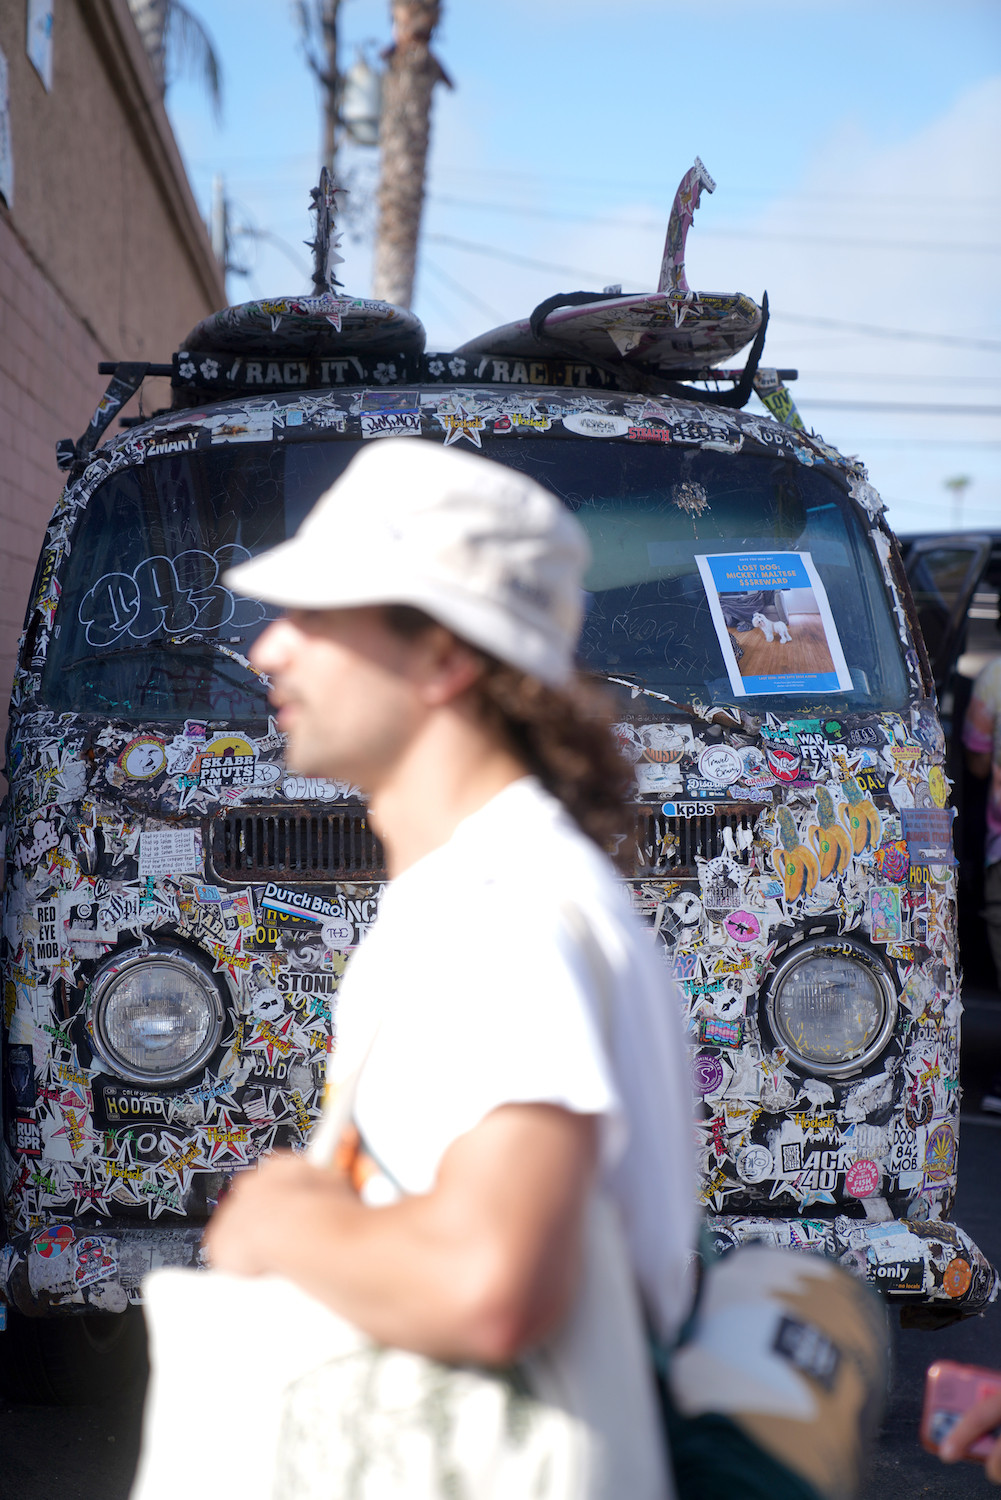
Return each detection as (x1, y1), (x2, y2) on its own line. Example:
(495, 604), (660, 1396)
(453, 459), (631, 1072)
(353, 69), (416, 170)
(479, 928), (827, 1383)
(922, 1359), (1001, 1481)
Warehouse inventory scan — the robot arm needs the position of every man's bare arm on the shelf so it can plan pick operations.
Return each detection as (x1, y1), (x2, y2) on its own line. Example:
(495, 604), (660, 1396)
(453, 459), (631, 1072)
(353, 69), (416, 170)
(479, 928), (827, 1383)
(203, 1102), (598, 1365)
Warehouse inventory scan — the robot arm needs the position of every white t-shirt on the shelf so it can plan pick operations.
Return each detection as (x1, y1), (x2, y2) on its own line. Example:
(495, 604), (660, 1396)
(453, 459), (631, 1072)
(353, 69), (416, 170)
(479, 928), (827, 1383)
(331, 776), (697, 1342)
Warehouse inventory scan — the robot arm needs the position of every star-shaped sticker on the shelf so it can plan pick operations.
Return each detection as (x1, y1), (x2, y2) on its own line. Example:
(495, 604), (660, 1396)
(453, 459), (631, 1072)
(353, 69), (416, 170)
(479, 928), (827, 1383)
(159, 1132), (203, 1197)
(51, 1107), (89, 1157)
(205, 1109), (254, 1166)
(633, 398), (671, 423)
(439, 401), (485, 448)
(797, 1188), (837, 1209)
(71, 1160), (115, 1215)
(246, 1014), (296, 1070)
(140, 1176), (183, 1220)
(211, 938), (252, 983)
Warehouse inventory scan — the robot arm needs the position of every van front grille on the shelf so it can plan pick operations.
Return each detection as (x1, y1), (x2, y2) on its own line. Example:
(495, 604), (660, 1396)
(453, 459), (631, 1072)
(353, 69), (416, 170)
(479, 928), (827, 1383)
(632, 806), (763, 877)
(209, 805), (386, 882)
(208, 803), (762, 885)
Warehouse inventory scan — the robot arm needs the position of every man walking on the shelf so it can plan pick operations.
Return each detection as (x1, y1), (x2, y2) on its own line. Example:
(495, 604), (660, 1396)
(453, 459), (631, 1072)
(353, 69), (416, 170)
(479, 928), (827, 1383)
(204, 438), (695, 1494)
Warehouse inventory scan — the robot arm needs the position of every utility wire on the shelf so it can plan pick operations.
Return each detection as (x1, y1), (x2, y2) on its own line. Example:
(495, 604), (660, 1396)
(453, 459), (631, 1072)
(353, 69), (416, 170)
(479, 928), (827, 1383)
(795, 399), (1001, 416)
(795, 371), (1001, 386)
(420, 257), (506, 322)
(431, 166), (1001, 209)
(185, 153), (1001, 210)
(772, 311), (1001, 353)
(424, 234), (1001, 352)
(415, 279), (467, 335)
(427, 195), (1001, 254)
(859, 438), (1001, 448)
(425, 232), (630, 283)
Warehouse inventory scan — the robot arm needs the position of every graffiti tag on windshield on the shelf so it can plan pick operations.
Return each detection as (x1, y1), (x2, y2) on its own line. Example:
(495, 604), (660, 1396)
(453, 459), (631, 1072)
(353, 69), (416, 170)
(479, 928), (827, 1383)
(78, 545), (268, 648)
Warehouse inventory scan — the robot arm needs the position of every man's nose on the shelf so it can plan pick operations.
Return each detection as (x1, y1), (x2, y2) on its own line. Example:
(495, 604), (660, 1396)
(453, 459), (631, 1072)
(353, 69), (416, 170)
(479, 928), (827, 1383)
(249, 617), (296, 673)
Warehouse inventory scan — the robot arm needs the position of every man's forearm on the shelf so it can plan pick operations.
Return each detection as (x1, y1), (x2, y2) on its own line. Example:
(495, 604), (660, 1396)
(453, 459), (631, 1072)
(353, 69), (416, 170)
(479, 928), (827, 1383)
(203, 1105), (596, 1364)
(231, 1166), (522, 1361)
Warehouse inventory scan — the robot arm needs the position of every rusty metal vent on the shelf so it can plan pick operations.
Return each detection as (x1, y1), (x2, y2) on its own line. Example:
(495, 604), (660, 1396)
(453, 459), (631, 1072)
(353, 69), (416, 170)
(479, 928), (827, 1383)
(209, 805), (386, 883)
(631, 806), (763, 877)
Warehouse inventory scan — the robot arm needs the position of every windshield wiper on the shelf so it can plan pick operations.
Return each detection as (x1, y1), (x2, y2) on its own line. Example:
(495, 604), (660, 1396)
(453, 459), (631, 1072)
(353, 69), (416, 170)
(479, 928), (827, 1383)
(602, 672), (744, 731)
(66, 635), (272, 686)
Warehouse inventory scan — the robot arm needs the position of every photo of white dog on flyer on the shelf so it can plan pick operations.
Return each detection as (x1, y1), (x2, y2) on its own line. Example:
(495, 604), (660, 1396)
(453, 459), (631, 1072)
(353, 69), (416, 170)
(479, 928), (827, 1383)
(751, 611), (792, 643)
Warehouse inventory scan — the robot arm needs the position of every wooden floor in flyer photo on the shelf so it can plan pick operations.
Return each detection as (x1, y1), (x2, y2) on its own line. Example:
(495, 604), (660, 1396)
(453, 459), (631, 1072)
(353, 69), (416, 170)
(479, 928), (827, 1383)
(730, 614), (836, 678)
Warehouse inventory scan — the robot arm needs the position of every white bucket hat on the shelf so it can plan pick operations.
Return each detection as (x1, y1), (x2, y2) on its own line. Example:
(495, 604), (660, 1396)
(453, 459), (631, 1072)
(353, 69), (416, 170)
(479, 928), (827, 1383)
(223, 438), (591, 688)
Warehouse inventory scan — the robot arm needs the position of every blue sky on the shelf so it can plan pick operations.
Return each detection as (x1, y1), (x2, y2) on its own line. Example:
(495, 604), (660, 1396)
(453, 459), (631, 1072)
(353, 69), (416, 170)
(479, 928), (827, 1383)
(165, 0), (1001, 533)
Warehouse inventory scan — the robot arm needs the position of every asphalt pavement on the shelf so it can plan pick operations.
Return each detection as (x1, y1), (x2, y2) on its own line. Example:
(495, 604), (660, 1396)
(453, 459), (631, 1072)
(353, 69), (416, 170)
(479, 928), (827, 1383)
(2, 994), (1001, 1500)
(860, 992), (1001, 1500)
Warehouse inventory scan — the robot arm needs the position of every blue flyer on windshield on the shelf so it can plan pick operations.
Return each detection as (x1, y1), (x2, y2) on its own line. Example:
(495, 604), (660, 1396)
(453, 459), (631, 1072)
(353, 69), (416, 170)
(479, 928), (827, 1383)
(695, 551), (852, 697)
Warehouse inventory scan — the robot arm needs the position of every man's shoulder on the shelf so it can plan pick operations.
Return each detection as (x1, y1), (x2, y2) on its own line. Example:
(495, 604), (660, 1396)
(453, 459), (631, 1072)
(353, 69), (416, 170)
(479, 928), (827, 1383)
(382, 779), (636, 939)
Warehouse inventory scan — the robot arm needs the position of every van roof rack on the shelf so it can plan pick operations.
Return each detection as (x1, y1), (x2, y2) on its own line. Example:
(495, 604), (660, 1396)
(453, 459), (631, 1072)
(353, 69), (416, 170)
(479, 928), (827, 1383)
(56, 162), (805, 470)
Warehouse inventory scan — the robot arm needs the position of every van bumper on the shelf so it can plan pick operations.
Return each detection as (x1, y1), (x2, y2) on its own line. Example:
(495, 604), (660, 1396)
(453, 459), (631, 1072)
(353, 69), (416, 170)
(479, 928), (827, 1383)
(4, 1211), (996, 1320)
(707, 1212), (1000, 1316)
(0, 1224), (203, 1317)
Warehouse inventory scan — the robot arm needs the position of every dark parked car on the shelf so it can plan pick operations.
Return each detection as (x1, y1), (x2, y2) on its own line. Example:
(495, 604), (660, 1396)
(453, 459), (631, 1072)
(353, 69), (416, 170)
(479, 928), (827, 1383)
(898, 533), (1001, 990)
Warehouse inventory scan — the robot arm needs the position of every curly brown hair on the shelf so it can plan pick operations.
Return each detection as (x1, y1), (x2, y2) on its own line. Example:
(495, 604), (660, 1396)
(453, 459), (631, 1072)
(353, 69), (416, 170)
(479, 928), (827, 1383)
(383, 604), (634, 867)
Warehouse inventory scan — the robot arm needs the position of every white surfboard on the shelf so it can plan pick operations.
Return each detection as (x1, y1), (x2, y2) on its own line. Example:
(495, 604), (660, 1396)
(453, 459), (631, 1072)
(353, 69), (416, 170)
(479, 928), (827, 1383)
(454, 158), (762, 371)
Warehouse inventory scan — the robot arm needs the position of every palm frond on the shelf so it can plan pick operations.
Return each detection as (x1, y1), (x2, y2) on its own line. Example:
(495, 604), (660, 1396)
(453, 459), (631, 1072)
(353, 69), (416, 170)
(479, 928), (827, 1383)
(162, 0), (223, 117)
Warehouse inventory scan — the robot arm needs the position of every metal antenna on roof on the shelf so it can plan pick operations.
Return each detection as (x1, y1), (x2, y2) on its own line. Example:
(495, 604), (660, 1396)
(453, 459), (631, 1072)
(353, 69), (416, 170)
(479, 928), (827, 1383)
(306, 165), (346, 293)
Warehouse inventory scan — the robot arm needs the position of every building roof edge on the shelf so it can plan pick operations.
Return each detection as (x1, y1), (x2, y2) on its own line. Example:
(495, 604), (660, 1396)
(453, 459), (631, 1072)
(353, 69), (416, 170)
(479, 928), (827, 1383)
(78, 0), (227, 315)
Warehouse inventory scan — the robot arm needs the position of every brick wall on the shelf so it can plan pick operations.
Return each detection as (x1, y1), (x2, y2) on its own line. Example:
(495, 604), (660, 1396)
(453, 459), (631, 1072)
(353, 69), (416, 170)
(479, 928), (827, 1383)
(0, 0), (225, 780)
(0, 217), (102, 761)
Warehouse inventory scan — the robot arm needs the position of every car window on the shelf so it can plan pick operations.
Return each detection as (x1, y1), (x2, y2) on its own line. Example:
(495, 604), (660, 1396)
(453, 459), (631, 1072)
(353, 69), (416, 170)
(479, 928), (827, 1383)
(958, 559), (1001, 682)
(906, 543), (986, 669)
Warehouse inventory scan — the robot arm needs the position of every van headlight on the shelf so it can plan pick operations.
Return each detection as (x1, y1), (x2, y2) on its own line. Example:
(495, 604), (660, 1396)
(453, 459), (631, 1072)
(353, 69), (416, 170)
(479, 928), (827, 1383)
(90, 950), (225, 1084)
(764, 938), (897, 1078)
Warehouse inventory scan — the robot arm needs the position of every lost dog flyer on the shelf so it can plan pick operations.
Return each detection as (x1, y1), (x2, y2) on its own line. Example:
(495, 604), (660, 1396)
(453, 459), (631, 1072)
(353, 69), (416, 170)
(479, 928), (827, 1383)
(696, 551), (852, 697)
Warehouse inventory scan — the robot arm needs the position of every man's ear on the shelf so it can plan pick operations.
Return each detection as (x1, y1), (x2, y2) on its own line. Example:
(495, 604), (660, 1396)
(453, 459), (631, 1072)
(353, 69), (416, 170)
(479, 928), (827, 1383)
(419, 630), (485, 707)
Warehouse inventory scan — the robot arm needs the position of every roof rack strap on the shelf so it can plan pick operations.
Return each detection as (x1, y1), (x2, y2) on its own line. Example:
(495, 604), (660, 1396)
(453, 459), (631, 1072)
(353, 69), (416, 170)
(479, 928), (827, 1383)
(529, 291), (636, 343)
(56, 362), (150, 473)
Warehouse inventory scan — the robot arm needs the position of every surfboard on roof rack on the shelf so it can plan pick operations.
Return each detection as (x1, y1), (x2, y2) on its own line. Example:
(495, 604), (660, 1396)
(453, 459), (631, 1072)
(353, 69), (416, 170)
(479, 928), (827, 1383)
(453, 158), (762, 373)
(180, 167), (426, 365)
(181, 293), (425, 359)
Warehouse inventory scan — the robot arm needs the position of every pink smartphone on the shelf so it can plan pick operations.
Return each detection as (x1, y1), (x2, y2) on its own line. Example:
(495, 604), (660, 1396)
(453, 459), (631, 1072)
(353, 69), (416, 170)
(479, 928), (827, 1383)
(921, 1359), (1001, 1462)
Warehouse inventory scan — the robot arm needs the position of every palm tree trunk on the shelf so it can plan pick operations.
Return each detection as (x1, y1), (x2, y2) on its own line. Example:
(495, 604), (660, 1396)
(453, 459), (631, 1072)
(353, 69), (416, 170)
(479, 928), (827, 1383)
(372, 0), (449, 308)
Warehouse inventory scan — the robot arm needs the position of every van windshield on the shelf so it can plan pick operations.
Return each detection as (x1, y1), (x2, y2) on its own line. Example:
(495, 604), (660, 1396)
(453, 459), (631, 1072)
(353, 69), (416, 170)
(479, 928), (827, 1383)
(41, 442), (360, 721)
(498, 441), (908, 711)
(41, 433), (907, 720)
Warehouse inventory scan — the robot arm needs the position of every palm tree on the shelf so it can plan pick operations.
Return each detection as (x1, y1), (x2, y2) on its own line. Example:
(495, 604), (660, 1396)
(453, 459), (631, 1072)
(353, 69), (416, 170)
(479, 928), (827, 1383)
(127, 0), (222, 119)
(372, 0), (451, 309)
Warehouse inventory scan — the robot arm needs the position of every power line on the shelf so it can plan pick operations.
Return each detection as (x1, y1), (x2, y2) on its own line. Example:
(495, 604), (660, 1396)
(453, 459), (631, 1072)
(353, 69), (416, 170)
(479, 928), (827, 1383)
(850, 438), (1001, 449)
(424, 233), (1001, 352)
(427, 194), (1001, 254)
(415, 279), (467, 335)
(795, 399), (1001, 416)
(419, 257), (506, 322)
(425, 232), (611, 282)
(771, 311), (1001, 353)
(433, 167), (1001, 209)
(184, 152), (1001, 211)
(795, 371), (1001, 386)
